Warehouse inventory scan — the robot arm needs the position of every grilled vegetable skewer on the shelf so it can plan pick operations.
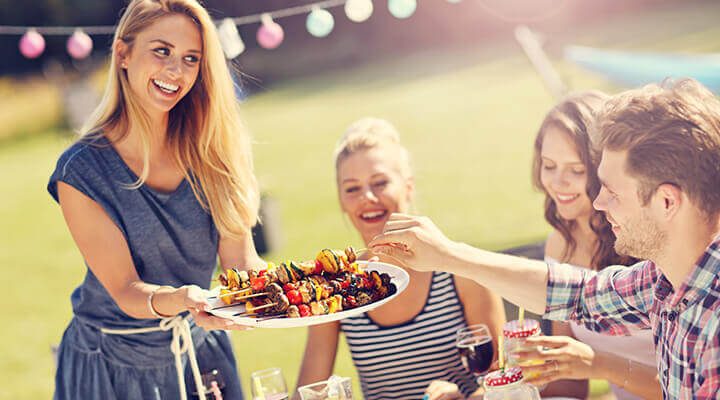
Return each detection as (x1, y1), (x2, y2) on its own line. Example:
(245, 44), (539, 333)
(285, 294), (344, 318)
(220, 292), (266, 301)
(212, 246), (397, 318)
(234, 292), (291, 316)
(233, 302), (276, 317)
(216, 288), (251, 298)
(215, 246), (360, 290)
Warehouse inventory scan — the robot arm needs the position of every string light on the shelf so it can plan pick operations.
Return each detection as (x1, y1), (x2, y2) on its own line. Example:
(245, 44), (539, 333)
(5, 0), (468, 58)
(306, 8), (335, 38)
(345, 0), (374, 23)
(257, 14), (284, 50)
(66, 29), (93, 59)
(388, 0), (417, 19)
(19, 29), (45, 59)
(218, 18), (245, 58)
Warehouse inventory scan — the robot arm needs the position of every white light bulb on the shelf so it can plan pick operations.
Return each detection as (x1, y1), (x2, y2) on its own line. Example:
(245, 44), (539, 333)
(345, 0), (374, 23)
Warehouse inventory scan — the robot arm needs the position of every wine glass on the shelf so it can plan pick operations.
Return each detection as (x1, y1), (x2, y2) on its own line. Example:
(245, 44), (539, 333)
(251, 368), (289, 400)
(456, 324), (494, 378)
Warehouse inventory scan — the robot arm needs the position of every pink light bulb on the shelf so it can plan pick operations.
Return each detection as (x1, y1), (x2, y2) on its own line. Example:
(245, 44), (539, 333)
(19, 29), (45, 59)
(257, 16), (284, 50)
(67, 30), (93, 59)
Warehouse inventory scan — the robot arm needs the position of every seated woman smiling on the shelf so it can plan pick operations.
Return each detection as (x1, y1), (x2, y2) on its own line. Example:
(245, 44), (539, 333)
(295, 118), (506, 400)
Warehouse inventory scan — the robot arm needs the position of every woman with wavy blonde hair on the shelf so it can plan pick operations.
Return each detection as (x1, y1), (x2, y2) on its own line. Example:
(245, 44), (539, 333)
(48, 1), (261, 399)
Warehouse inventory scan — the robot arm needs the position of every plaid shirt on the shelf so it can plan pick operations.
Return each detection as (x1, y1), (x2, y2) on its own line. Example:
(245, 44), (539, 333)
(544, 238), (720, 399)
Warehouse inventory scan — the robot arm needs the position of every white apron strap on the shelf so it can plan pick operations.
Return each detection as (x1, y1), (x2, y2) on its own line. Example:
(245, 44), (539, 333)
(101, 315), (207, 400)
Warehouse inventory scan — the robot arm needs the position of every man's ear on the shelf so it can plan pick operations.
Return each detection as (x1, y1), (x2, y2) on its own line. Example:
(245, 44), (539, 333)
(654, 183), (683, 220)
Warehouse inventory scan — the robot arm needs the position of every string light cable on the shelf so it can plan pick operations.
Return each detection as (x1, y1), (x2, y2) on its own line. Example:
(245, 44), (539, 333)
(0, 0), (356, 36)
(1, 0), (455, 58)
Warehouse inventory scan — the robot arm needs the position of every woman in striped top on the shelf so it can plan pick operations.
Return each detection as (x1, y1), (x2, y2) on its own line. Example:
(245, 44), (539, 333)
(295, 118), (506, 400)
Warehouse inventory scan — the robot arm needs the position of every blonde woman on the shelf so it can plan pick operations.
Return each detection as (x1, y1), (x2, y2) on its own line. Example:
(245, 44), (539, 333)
(48, 1), (261, 399)
(295, 118), (506, 400)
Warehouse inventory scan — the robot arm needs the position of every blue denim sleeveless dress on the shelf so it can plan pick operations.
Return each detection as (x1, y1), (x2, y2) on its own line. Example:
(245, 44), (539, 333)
(48, 136), (244, 400)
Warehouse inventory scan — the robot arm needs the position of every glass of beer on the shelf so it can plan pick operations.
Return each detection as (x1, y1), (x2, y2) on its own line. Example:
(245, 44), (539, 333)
(456, 324), (494, 377)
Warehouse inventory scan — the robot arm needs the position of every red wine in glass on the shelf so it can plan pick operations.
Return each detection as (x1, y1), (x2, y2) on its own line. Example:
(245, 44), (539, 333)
(457, 335), (494, 376)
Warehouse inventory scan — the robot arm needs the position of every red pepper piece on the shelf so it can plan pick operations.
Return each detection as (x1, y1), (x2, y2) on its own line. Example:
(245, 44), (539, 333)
(298, 304), (311, 317)
(250, 276), (267, 292)
(287, 290), (303, 305)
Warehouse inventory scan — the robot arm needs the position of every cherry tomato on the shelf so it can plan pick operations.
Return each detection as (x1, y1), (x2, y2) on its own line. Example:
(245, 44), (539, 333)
(250, 276), (267, 292)
(298, 304), (311, 317)
(287, 290), (303, 305)
(283, 283), (298, 292)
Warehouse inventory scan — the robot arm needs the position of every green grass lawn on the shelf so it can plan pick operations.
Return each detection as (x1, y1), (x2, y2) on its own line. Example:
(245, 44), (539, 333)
(2, 2), (719, 398)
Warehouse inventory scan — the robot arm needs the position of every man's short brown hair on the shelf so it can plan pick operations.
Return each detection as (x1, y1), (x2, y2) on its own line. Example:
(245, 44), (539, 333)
(591, 79), (720, 218)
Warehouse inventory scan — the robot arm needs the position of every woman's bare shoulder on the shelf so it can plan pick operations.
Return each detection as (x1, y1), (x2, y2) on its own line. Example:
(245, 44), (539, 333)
(544, 230), (567, 261)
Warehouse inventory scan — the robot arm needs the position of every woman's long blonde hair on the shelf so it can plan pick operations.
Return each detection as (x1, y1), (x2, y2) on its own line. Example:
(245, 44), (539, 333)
(81, 0), (259, 239)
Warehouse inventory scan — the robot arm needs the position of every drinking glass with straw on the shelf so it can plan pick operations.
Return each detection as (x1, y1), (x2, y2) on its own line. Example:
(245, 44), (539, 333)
(502, 310), (545, 387)
(483, 329), (542, 399)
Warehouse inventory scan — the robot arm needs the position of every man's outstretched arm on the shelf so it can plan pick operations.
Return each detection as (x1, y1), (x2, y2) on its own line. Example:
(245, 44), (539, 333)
(371, 213), (656, 331)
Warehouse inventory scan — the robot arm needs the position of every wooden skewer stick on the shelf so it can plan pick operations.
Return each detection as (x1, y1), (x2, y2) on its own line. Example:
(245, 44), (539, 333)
(209, 293), (269, 311)
(218, 289), (262, 299)
(208, 288), (251, 300)
(229, 292), (268, 301)
(233, 302), (277, 317)
(211, 297), (273, 311)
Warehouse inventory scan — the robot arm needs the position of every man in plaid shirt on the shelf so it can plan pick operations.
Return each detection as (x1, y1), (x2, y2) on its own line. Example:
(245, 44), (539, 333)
(370, 79), (720, 399)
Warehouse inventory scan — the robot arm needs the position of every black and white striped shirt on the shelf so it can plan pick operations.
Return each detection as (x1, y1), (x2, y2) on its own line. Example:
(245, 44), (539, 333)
(340, 272), (478, 400)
